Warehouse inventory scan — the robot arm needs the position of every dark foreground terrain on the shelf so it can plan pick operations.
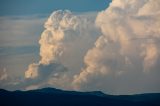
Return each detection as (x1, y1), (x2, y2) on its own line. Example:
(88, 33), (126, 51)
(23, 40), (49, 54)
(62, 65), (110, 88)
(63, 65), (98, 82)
(0, 88), (160, 106)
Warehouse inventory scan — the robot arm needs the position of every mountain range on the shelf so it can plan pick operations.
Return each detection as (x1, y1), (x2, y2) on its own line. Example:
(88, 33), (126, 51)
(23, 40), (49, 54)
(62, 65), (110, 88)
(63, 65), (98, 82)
(0, 87), (160, 106)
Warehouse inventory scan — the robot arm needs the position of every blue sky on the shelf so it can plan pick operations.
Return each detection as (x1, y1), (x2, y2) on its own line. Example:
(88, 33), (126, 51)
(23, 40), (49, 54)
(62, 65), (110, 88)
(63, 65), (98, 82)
(0, 0), (111, 16)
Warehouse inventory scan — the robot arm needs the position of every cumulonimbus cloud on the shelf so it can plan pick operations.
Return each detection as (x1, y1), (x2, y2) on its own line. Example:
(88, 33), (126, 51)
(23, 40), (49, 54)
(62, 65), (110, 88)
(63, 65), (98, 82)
(8, 0), (160, 94)
(25, 10), (78, 79)
(72, 0), (160, 94)
(24, 10), (80, 89)
(24, 10), (100, 90)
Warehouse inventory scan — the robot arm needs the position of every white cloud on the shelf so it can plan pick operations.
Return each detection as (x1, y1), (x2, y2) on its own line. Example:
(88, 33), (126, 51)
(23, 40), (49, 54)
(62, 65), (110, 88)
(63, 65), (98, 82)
(0, 68), (8, 81)
(24, 10), (100, 90)
(142, 43), (159, 72)
(25, 63), (39, 79)
(72, 0), (160, 94)
(39, 10), (79, 65)
(1, 1), (160, 94)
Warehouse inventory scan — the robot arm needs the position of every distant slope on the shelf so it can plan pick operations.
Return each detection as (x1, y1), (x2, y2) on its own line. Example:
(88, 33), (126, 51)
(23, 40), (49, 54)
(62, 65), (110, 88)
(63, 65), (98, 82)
(0, 88), (160, 106)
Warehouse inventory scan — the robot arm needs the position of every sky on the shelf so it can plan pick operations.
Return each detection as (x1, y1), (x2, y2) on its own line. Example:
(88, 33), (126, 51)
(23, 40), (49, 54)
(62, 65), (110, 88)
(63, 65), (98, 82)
(0, 0), (111, 16)
(0, 0), (160, 95)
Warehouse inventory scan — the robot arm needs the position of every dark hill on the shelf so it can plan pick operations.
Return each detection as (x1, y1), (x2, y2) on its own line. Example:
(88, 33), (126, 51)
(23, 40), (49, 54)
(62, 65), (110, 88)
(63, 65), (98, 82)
(0, 88), (160, 106)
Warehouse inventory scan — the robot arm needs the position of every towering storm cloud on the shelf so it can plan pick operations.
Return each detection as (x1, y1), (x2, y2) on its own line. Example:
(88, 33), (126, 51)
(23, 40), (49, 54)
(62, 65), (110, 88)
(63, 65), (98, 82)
(24, 10), (99, 89)
(73, 0), (160, 94)
(5, 0), (160, 94)
(25, 10), (78, 79)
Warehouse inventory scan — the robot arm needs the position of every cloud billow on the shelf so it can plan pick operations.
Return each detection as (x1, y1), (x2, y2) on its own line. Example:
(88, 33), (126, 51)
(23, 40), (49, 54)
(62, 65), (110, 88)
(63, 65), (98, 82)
(24, 10), (99, 90)
(72, 0), (160, 94)
(3, 0), (159, 94)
